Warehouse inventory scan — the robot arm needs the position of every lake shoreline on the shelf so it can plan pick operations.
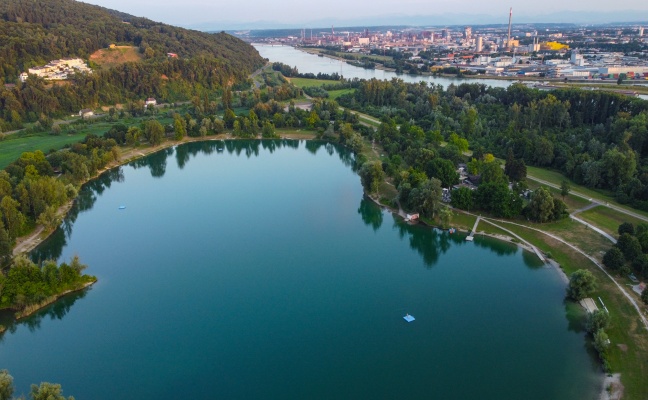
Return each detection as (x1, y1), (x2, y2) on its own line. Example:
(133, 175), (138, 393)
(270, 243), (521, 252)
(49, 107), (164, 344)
(365, 192), (610, 398)
(12, 133), (319, 257)
(14, 279), (96, 320)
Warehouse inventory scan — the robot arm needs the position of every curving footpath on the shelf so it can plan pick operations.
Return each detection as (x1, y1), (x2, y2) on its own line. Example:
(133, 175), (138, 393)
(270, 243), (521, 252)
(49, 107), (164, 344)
(481, 216), (648, 331)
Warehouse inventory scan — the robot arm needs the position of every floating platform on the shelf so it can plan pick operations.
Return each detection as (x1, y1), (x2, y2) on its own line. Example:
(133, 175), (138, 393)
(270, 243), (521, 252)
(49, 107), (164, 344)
(403, 314), (415, 323)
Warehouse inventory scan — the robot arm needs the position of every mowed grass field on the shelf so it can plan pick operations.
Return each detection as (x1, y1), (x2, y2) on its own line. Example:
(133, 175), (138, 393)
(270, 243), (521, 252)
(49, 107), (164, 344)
(288, 77), (333, 88)
(328, 88), (355, 99)
(579, 206), (646, 236)
(0, 132), (89, 169)
(526, 165), (648, 219)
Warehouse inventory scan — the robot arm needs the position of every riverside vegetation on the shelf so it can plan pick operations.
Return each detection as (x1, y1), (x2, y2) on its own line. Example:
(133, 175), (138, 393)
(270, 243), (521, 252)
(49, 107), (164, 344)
(1, 0), (648, 397)
(2, 66), (648, 398)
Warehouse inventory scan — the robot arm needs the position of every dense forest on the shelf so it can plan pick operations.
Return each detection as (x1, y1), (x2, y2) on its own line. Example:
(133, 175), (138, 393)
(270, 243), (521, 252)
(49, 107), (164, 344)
(0, 0), (265, 131)
(336, 80), (648, 212)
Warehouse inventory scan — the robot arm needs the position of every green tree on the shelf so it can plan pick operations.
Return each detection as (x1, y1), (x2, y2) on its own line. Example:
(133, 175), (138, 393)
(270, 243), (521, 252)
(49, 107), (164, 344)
(451, 187), (474, 210)
(527, 187), (554, 223)
(438, 206), (453, 228)
(409, 178), (443, 218)
(426, 158), (459, 188)
(261, 120), (276, 138)
(480, 161), (504, 184)
(30, 382), (74, 400)
(37, 206), (61, 232)
(143, 120), (164, 146)
(587, 309), (610, 333)
(0, 370), (13, 400)
(173, 115), (187, 140)
(567, 269), (597, 301)
(642, 286), (648, 305)
(617, 233), (642, 261)
(618, 222), (635, 236)
(560, 180), (571, 200)
(448, 133), (469, 153)
(359, 161), (385, 195)
(126, 126), (141, 146)
(602, 247), (625, 271)
(593, 329), (609, 356)
(223, 109), (236, 129)
(1, 196), (25, 239)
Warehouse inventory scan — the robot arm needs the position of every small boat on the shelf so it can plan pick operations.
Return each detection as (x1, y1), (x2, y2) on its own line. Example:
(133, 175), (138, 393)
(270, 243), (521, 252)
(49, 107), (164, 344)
(118, 205), (126, 210)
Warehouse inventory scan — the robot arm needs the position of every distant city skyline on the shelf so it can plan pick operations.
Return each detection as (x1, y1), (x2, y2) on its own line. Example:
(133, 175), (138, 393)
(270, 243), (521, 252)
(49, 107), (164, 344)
(80, 0), (648, 29)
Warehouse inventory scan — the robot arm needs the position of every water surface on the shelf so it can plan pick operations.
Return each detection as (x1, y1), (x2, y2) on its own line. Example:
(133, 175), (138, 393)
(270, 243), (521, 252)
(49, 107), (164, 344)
(0, 140), (599, 399)
(254, 44), (515, 89)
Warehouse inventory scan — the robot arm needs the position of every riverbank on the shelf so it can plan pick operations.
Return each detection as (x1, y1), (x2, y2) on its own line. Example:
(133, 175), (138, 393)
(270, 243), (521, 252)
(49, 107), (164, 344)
(14, 279), (96, 320)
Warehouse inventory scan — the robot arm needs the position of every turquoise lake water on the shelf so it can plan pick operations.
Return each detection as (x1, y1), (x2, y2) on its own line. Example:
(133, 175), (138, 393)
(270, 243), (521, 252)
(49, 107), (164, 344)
(0, 140), (600, 399)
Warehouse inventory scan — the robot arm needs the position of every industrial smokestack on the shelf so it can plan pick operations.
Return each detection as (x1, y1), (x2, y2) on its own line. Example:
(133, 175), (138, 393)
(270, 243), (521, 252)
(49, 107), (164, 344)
(507, 7), (513, 51)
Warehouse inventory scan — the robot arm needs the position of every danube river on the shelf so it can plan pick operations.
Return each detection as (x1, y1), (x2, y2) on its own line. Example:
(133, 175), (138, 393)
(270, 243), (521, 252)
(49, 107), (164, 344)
(254, 44), (515, 89)
(0, 141), (599, 399)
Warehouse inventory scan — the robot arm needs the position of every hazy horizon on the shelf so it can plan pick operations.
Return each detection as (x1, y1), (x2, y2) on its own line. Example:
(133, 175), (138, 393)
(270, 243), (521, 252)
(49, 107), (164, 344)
(78, 0), (648, 30)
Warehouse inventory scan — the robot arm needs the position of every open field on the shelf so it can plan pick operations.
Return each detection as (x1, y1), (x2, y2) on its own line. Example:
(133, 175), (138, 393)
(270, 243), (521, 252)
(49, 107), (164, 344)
(527, 165), (648, 219)
(328, 89), (355, 100)
(579, 206), (647, 237)
(89, 46), (142, 69)
(0, 132), (89, 169)
(288, 77), (335, 88)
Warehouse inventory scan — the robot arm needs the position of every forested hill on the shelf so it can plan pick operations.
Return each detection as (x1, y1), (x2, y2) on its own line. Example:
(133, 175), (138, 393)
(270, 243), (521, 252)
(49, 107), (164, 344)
(0, 0), (264, 80)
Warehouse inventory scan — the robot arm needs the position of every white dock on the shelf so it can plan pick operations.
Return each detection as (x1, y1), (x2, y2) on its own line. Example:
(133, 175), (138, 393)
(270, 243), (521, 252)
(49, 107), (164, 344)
(466, 216), (481, 241)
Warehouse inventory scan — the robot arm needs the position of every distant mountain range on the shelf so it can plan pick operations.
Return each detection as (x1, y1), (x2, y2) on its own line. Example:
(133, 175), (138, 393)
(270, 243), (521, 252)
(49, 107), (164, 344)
(189, 10), (648, 31)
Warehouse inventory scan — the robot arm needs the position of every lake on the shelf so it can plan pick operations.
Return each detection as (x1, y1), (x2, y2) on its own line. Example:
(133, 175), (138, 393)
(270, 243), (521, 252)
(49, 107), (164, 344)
(254, 44), (515, 89)
(0, 140), (600, 399)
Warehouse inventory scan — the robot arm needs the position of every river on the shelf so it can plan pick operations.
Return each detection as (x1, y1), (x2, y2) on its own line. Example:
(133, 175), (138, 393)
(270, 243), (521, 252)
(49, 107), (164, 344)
(0, 140), (599, 399)
(254, 44), (515, 89)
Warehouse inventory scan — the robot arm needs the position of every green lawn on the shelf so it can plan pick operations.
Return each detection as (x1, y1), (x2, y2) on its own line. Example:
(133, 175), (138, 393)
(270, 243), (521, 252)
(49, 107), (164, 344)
(0, 132), (89, 169)
(328, 88), (355, 100)
(289, 77), (334, 88)
(0, 113), (178, 170)
(579, 206), (646, 236)
(526, 165), (648, 219)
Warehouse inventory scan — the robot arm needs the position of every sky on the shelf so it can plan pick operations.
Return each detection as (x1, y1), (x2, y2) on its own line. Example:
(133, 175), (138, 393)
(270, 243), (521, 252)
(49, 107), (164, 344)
(80, 0), (648, 29)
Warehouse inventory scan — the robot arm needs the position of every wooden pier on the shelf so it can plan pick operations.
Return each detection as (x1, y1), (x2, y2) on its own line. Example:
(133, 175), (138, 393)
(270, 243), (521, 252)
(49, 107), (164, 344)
(466, 216), (481, 241)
